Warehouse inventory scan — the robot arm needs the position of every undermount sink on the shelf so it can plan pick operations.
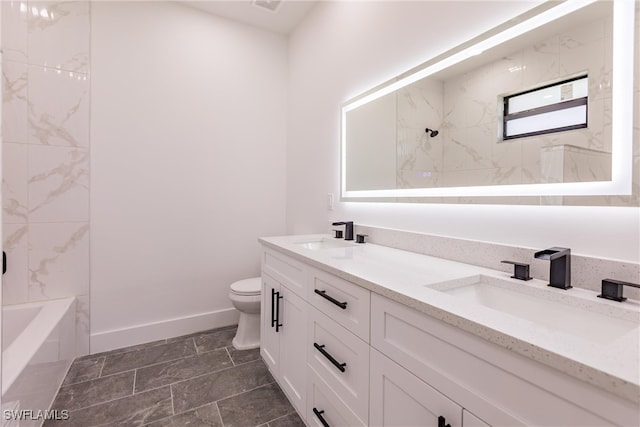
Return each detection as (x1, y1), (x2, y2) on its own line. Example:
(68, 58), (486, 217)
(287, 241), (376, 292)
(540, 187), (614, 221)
(428, 275), (639, 345)
(294, 236), (356, 250)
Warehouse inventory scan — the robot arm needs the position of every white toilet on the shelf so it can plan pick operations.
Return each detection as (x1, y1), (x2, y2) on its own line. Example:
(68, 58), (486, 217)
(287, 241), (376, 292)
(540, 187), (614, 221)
(228, 277), (262, 350)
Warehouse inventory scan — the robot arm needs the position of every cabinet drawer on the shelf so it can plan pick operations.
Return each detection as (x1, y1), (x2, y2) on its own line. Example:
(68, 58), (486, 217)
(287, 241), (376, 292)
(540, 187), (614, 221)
(307, 306), (369, 423)
(262, 248), (307, 297)
(307, 366), (365, 427)
(308, 268), (370, 341)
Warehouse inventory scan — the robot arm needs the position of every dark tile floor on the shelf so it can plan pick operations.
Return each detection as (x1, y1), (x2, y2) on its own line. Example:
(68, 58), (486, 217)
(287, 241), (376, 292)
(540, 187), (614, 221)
(44, 326), (305, 427)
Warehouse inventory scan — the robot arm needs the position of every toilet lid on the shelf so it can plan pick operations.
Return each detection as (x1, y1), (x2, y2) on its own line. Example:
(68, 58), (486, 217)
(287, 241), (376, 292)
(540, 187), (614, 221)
(230, 277), (261, 295)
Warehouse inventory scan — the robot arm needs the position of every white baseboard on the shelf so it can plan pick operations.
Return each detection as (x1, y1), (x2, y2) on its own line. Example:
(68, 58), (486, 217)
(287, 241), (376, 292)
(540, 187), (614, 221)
(90, 308), (240, 354)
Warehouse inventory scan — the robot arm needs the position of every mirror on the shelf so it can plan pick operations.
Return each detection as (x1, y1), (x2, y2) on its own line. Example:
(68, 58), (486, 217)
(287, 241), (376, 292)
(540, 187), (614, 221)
(341, 0), (638, 205)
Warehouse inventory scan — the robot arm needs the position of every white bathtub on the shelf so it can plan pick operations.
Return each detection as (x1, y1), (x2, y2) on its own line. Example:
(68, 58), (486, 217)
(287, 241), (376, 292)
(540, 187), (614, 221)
(2, 298), (76, 427)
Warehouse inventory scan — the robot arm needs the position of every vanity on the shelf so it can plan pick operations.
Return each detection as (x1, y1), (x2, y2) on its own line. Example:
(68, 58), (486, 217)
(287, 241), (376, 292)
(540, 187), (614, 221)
(258, 234), (639, 427)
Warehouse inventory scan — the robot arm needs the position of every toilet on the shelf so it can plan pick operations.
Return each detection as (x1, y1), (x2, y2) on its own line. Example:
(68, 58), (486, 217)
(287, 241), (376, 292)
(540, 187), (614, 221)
(228, 277), (262, 350)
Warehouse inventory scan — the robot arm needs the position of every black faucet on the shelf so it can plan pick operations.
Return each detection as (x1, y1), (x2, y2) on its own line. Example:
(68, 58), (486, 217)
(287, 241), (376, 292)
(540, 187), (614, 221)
(534, 247), (571, 289)
(332, 221), (354, 241)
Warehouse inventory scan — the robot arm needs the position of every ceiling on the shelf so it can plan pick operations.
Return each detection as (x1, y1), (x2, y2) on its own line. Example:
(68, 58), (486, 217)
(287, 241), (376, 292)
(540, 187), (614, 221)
(181, 0), (318, 35)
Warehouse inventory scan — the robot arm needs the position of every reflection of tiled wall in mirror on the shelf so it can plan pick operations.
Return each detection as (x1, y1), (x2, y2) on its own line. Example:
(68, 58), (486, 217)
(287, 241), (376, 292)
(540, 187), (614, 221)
(395, 10), (618, 191)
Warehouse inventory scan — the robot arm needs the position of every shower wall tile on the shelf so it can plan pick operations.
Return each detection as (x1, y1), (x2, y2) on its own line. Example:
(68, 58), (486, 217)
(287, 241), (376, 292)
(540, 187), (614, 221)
(28, 221), (90, 302)
(3, 0), (91, 359)
(397, 128), (441, 172)
(27, 64), (90, 147)
(442, 73), (466, 129)
(397, 81), (442, 129)
(2, 224), (29, 305)
(2, 142), (28, 223)
(28, 145), (89, 222)
(442, 166), (521, 188)
(558, 18), (607, 91)
(27, 1), (90, 73)
(75, 294), (90, 356)
(522, 36), (559, 87)
(1, 1), (28, 63)
(397, 169), (441, 189)
(492, 138), (522, 170)
(2, 60), (28, 143)
(490, 52), (525, 94)
(540, 145), (565, 184)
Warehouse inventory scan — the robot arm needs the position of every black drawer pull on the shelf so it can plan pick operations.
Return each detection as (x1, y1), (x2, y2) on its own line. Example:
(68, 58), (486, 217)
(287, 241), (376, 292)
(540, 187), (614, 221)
(314, 342), (346, 373)
(438, 415), (451, 427)
(271, 288), (276, 328)
(313, 408), (330, 427)
(314, 289), (347, 309)
(275, 291), (283, 332)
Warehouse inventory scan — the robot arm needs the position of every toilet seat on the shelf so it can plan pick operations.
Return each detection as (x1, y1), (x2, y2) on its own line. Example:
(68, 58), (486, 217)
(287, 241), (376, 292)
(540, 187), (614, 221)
(230, 277), (261, 296)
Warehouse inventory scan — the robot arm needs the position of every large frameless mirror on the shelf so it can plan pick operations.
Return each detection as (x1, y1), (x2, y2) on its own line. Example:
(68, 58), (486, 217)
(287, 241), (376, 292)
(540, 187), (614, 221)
(341, 0), (638, 205)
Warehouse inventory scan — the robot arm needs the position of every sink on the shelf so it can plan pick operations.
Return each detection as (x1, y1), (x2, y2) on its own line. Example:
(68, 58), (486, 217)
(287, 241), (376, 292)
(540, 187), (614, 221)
(428, 275), (639, 345)
(294, 237), (356, 250)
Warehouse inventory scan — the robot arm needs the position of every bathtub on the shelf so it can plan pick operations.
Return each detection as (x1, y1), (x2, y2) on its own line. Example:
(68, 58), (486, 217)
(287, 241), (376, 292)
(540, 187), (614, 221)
(2, 298), (76, 427)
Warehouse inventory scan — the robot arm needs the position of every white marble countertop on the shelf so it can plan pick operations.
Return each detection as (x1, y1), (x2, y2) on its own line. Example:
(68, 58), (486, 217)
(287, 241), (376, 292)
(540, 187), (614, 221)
(259, 234), (640, 403)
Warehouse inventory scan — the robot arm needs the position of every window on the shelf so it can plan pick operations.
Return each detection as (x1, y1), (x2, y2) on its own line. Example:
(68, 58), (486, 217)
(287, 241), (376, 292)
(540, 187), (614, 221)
(502, 75), (588, 140)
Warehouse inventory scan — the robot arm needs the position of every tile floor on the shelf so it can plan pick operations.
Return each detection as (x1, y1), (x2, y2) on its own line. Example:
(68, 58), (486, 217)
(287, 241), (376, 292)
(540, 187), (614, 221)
(44, 326), (305, 427)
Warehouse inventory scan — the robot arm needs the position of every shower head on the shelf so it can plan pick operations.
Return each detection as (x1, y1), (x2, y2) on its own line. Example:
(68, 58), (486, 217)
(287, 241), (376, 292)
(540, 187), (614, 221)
(425, 128), (439, 137)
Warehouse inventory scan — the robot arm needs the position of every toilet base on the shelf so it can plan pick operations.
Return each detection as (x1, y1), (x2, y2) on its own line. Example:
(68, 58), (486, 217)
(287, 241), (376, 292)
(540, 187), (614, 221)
(232, 312), (260, 350)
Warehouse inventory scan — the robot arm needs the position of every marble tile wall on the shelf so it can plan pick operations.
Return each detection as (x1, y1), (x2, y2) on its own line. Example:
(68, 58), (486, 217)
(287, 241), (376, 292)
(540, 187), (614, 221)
(395, 8), (633, 195)
(2, 1), (90, 355)
(396, 78), (443, 189)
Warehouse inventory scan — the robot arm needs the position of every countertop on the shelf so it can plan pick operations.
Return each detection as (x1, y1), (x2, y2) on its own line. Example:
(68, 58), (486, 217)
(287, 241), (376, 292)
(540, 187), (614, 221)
(259, 234), (640, 403)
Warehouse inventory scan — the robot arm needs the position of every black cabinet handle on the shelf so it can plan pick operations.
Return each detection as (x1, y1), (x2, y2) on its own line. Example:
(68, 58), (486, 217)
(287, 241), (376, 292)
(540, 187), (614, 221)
(313, 343), (346, 373)
(314, 289), (347, 309)
(270, 288), (276, 328)
(438, 415), (451, 427)
(275, 291), (283, 332)
(2, 251), (6, 275)
(313, 408), (330, 427)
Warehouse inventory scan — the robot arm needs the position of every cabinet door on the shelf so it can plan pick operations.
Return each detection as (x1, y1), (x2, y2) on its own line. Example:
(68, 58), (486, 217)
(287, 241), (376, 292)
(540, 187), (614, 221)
(370, 348), (462, 427)
(278, 285), (308, 418)
(260, 274), (280, 373)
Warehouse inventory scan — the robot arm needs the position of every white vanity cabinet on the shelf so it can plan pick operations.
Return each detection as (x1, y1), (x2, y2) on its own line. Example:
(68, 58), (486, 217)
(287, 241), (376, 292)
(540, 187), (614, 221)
(260, 240), (639, 427)
(260, 250), (309, 419)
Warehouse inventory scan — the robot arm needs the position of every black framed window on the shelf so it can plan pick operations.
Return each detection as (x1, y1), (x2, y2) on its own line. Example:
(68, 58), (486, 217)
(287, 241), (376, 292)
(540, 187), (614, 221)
(502, 75), (588, 140)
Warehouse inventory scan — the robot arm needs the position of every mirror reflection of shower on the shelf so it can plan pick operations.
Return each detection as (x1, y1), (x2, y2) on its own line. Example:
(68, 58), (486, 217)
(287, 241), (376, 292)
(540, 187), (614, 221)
(425, 127), (439, 137)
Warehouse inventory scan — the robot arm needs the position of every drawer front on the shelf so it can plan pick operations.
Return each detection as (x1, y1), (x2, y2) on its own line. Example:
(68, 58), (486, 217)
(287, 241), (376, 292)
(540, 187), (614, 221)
(370, 294), (628, 427)
(262, 248), (307, 297)
(307, 366), (366, 427)
(308, 268), (370, 342)
(307, 306), (369, 423)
